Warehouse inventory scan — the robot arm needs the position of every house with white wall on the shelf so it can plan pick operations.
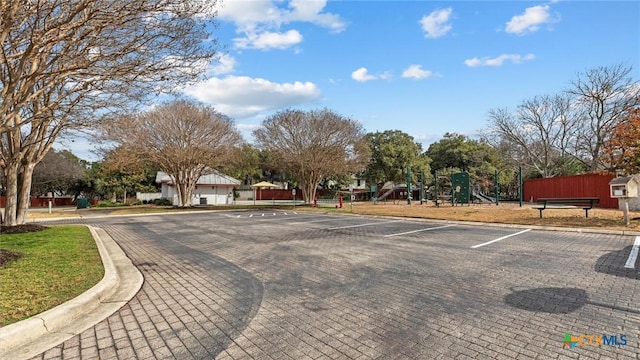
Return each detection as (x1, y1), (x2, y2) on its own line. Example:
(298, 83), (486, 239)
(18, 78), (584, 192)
(155, 170), (240, 206)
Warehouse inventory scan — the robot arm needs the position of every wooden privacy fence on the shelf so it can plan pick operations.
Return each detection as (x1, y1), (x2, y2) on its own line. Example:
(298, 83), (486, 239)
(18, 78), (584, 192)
(0, 197), (76, 207)
(523, 173), (617, 209)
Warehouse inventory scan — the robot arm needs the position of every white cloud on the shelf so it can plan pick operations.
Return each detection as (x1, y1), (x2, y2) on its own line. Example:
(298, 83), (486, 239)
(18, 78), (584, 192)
(217, 1), (282, 31)
(234, 30), (303, 50)
(351, 67), (392, 82)
(505, 5), (557, 35)
(420, 8), (453, 38)
(209, 53), (237, 75)
(351, 67), (377, 82)
(219, 0), (346, 50)
(181, 75), (321, 119)
(236, 123), (261, 133)
(464, 53), (535, 67)
(285, 0), (346, 33)
(402, 65), (433, 79)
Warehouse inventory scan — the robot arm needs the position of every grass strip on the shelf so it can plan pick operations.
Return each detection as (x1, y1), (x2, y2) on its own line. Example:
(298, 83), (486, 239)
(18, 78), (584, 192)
(0, 225), (103, 327)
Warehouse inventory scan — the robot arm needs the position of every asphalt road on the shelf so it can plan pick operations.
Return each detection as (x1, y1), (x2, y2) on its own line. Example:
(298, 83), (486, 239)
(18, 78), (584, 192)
(31, 210), (640, 359)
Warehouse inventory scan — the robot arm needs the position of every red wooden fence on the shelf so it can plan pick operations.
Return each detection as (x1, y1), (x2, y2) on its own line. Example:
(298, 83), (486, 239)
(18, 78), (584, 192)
(0, 197), (75, 207)
(523, 173), (617, 209)
(252, 189), (328, 200)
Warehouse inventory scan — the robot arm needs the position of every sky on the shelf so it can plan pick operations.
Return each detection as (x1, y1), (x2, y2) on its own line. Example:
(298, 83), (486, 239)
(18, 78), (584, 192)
(60, 0), (640, 161)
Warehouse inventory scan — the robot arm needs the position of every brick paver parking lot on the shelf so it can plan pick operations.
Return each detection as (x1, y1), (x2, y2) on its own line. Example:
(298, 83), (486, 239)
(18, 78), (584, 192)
(31, 211), (639, 359)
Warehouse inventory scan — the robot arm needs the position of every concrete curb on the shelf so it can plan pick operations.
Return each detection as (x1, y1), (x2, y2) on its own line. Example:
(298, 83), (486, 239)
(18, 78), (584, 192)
(0, 226), (144, 360)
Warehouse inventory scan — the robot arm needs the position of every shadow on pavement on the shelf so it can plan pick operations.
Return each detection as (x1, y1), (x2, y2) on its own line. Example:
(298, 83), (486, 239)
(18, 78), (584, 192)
(594, 245), (640, 280)
(504, 287), (588, 314)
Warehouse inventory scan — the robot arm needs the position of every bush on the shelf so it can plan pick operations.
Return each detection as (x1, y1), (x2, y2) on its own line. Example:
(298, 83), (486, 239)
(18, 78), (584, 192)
(152, 198), (171, 206)
(142, 200), (148, 204)
(96, 201), (130, 207)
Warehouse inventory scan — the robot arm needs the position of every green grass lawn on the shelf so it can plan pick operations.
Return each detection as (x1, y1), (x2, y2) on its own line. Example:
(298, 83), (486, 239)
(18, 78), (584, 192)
(0, 225), (103, 327)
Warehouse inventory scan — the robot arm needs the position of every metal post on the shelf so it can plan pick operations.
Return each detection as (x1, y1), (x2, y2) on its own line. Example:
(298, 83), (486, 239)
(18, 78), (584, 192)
(519, 166), (523, 207)
(350, 190), (353, 211)
(624, 198), (630, 226)
(495, 169), (499, 206)
(434, 170), (438, 207)
(451, 185), (456, 206)
(407, 166), (412, 205)
(420, 171), (424, 205)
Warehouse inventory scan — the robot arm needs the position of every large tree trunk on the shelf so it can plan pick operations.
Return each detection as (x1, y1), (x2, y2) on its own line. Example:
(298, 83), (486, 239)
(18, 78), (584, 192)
(301, 172), (322, 205)
(589, 143), (601, 172)
(177, 182), (190, 207)
(16, 163), (35, 225)
(3, 164), (19, 226)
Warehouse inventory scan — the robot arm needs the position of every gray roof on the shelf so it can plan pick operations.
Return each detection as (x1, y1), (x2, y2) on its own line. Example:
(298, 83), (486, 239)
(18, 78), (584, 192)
(156, 170), (240, 186)
(609, 175), (640, 185)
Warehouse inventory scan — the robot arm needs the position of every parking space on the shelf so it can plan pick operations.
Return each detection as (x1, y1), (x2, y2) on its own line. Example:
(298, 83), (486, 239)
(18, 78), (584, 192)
(34, 211), (639, 359)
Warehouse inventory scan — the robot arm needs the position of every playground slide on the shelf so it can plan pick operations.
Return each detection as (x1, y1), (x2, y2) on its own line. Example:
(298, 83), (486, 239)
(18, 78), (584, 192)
(472, 191), (496, 203)
(375, 185), (407, 201)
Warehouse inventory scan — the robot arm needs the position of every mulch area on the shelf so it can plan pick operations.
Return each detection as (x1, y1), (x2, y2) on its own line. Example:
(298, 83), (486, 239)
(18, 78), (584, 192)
(0, 249), (22, 267)
(0, 224), (47, 267)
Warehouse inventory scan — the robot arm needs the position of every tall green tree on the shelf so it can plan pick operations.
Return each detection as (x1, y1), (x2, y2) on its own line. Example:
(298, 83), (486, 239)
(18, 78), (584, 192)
(218, 144), (263, 186)
(426, 132), (502, 191)
(97, 146), (159, 202)
(364, 130), (431, 185)
(31, 150), (87, 196)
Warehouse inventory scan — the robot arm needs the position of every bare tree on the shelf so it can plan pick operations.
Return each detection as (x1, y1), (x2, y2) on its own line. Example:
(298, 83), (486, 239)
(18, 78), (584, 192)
(567, 64), (640, 172)
(485, 94), (577, 177)
(0, 0), (218, 224)
(103, 100), (243, 207)
(253, 108), (370, 204)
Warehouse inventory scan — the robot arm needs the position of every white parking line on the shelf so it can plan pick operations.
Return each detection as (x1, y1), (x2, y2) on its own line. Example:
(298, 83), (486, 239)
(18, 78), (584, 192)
(384, 224), (455, 237)
(289, 217), (351, 225)
(327, 220), (402, 230)
(624, 236), (640, 269)
(471, 229), (532, 249)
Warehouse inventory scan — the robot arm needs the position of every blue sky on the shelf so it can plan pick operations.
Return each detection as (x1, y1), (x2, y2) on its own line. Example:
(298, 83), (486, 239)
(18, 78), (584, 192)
(62, 0), (640, 160)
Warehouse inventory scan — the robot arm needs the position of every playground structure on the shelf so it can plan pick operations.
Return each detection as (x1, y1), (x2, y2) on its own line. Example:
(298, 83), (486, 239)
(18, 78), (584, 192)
(472, 189), (496, 203)
(372, 167), (525, 207)
(375, 183), (408, 202)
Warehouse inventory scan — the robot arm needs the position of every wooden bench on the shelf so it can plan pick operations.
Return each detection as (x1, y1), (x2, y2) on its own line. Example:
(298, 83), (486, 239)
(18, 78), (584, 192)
(533, 197), (599, 218)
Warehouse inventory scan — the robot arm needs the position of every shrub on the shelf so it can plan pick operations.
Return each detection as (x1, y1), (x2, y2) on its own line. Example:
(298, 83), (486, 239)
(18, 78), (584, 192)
(96, 201), (129, 207)
(152, 198), (171, 206)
